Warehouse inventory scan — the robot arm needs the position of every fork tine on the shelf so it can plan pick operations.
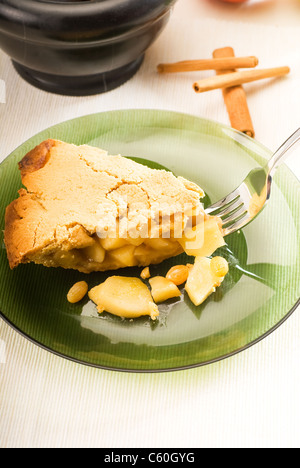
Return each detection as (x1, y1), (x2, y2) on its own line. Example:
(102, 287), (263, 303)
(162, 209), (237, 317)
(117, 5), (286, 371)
(215, 200), (244, 220)
(206, 193), (240, 216)
(222, 213), (250, 236)
(222, 207), (248, 229)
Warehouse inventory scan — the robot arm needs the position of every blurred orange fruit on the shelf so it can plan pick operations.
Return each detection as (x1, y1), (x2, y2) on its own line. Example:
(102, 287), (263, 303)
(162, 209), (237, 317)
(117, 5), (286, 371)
(219, 0), (249, 3)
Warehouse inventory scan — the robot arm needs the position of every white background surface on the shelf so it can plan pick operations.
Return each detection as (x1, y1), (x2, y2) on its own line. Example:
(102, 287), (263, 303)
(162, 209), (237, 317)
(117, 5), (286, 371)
(0, 0), (299, 448)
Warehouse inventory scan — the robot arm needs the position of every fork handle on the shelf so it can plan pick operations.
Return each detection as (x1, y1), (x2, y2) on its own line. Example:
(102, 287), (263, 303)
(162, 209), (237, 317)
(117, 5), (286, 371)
(267, 128), (300, 177)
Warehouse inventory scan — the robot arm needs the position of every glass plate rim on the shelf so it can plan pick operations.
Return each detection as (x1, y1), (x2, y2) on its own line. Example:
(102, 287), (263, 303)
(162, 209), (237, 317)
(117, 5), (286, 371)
(1, 297), (299, 373)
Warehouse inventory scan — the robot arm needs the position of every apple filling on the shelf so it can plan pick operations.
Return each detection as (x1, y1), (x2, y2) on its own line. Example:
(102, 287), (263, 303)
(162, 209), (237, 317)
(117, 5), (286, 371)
(29, 234), (184, 273)
(86, 214), (229, 318)
(33, 215), (225, 274)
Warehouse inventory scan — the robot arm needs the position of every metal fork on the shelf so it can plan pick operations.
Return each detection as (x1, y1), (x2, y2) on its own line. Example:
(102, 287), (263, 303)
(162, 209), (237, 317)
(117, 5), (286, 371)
(206, 128), (300, 236)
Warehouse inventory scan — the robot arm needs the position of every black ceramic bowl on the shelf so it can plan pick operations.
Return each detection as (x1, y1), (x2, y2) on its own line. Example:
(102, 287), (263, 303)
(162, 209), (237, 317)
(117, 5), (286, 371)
(0, 0), (177, 96)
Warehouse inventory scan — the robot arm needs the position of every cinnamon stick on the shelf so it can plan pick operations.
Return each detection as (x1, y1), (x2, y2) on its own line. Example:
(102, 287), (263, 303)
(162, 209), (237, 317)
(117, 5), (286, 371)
(157, 56), (258, 74)
(193, 66), (290, 93)
(213, 47), (255, 138)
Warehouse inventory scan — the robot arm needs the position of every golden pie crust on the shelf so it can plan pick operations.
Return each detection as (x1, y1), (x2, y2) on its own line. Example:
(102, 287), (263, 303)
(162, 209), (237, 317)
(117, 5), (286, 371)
(4, 140), (206, 273)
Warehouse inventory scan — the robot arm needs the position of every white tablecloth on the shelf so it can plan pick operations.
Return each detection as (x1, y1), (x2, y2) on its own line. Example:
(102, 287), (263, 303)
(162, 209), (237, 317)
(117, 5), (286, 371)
(1, 0), (299, 448)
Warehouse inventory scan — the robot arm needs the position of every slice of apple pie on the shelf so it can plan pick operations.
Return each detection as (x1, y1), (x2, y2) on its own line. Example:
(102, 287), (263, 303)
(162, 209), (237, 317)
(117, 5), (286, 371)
(5, 139), (224, 274)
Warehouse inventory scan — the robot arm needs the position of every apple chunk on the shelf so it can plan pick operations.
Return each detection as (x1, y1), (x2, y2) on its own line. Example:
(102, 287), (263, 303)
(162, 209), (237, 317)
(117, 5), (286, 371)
(179, 216), (225, 257)
(185, 256), (228, 306)
(89, 276), (159, 320)
(83, 240), (105, 264)
(149, 276), (181, 303)
(108, 245), (138, 267)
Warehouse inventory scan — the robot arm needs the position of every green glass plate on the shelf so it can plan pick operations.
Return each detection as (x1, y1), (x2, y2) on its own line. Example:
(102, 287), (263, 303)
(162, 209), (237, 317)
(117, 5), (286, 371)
(0, 110), (299, 372)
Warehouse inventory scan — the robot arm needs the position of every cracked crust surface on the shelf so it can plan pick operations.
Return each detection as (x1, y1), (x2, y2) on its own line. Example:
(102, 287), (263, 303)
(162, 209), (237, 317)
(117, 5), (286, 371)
(4, 139), (205, 271)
